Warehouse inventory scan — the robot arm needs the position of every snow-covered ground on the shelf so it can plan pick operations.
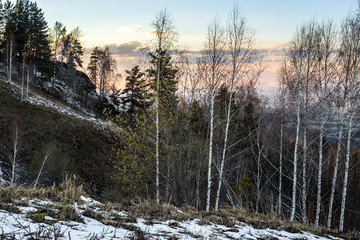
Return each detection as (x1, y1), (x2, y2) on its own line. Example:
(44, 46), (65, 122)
(0, 195), (343, 240)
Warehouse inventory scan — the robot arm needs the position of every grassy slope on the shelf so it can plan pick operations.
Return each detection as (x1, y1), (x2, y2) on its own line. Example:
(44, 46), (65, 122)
(0, 79), (115, 196)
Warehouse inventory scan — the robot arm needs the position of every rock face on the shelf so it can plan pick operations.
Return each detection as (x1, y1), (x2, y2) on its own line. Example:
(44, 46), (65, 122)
(76, 70), (97, 94)
(46, 62), (112, 115)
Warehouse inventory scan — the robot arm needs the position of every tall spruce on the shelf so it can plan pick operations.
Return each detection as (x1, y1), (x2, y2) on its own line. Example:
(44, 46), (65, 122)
(87, 46), (102, 89)
(147, 49), (178, 110)
(121, 65), (152, 115)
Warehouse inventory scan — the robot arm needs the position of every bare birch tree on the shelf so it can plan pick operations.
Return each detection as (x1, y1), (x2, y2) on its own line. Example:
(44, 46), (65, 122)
(151, 9), (177, 204)
(285, 21), (319, 222)
(314, 20), (336, 229)
(300, 21), (317, 224)
(9, 124), (21, 187)
(202, 17), (226, 212)
(276, 66), (288, 215)
(33, 148), (51, 188)
(214, 3), (258, 211)
(287, 26), (306, 222)
(337, 12), (360, 231)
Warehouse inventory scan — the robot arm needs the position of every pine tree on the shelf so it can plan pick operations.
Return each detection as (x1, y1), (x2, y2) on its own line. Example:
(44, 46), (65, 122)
(1, 0), (51, 77)
(121, 65), (152, 115)
(147, 49), (178, 111)
(61, 27), (83, 70)
(87, 46), (102, 88)
(28, 1), (51, 67)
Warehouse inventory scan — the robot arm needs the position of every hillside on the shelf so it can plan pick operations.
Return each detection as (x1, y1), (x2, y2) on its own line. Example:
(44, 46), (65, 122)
(0, 70), (116, 197)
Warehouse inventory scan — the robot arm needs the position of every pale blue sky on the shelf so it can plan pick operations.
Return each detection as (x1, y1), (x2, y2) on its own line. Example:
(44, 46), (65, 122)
(24, 0), (359, 86)
(33, 0), (357, 49)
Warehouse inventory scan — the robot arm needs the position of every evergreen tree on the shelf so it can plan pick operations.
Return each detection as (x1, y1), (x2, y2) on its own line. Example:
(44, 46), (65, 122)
(147, 50), (178, 110)
(86, 46), (115, 98)
(62, 27), (83, 68)
(87, 46), (102, 88)
(1, 0), (51, 76)
(28, 2), (50, 62)
(121, 65), (152, 115)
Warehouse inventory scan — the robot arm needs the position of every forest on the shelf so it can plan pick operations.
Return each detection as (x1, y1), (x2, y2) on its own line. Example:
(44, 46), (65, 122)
(0, 0), (360, 233)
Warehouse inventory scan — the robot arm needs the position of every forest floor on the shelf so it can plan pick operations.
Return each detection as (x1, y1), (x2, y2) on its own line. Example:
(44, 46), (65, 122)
(0, 182), (356, 240)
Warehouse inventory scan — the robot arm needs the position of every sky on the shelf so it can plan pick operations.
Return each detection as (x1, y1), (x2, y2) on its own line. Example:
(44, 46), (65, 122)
(29, 0), (359, 87)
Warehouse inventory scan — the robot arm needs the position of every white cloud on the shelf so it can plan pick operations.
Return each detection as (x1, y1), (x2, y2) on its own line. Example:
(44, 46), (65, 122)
(116, 25), (144, 34)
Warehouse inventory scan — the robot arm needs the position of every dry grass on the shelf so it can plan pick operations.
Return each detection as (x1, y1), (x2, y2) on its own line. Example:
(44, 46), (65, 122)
(0, 179), (358, 240)
(0, 175), (87, 205)
(107, 198), (359, 239)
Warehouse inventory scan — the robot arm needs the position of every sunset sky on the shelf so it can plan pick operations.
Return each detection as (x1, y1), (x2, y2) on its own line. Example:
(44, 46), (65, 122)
(31, 0), (359, 87)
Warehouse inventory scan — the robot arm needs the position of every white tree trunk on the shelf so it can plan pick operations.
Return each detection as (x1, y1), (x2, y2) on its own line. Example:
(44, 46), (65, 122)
(26, 65), (30, 100)
(339, 113), (353, 231)
(8, 39), (13, 83)
(214, 89), (233, 210)
(256, 127), (261, 213)
(10, 125), (19, 188)
(278, 121), (283, 215)
(53, 44), (57, 87)
(290, 64), (302, 222)
(301, 127), (308, 223)
(34, 149), (50, 188)
(302, 60), (311, 223)
(315, 118), (325, 228)
(327, 111), (344, 229)
(155, 46), (161, 205)
(206, 89), (215, 212)
(21, 56), (25, 102)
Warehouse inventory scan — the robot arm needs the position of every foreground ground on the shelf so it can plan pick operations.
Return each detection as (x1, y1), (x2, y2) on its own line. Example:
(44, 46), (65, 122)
(0, 183), (351, 240)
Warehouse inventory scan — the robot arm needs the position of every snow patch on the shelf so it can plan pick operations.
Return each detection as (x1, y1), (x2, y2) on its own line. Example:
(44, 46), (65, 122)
(0, 195), (343, 240)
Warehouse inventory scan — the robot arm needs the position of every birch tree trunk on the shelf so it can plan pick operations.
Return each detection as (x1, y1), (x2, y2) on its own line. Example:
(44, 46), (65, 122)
(291, 90), (301, 222)
(339, 112), (353, 231)
(206, 89), (215, 212)
(327, 111), (344, 229)
(301, 24), (316, 223)
(255, 126), (261, 213)
(278, 118), (283, 215)
(315, 118), (324, 228)
(8, 38), (13, 83)
(21, 55), (26, 102)
(214, 4), (258, 210)
(290, 54), (303, 222)
(155, 46), (161, 205)
(301, 125), (308, 223)
(10, 125), (20, 188)
(34, 149), (51, 188)
(204, 17), (226, 212)
(214, 87), (232, 210)
(151, 9), (176, 205)
(26, 65), (30, 100)
(337, 11), (360, 231)
(288, 21), (316, 223)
